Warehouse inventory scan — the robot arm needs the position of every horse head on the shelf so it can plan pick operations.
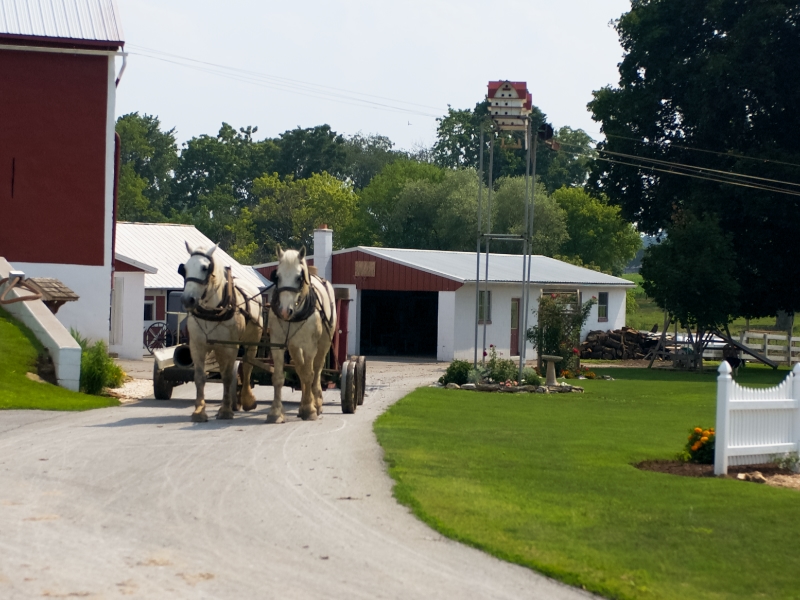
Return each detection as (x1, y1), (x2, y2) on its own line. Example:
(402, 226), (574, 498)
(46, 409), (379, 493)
(179, 241), (220, 311)
(272, 244), (310, 320)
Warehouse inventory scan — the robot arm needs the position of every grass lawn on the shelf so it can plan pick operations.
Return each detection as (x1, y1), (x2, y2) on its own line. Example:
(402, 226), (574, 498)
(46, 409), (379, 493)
(375, 367), (800, 600)
(0, 307), (119, 411)
(622, 273), (800, 336)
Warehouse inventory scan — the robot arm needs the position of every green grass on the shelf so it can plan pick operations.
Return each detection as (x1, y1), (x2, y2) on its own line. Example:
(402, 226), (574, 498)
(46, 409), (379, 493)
(0, 307), (119, 410)
(375, 367), (800, 600)
(622, 274), (800, 336)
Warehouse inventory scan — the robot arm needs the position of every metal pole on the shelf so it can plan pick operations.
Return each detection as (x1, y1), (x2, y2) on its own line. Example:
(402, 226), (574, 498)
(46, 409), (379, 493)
(519, 120), (532, 381)
(481, 131), (494, 363)
(474, 125), (485, 367)
(523, 132), (539, 370)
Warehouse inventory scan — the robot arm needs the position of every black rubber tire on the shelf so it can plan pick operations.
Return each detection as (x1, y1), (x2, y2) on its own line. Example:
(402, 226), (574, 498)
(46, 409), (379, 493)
(153, 362), (174, 400)
(341, 359), (356, 414)
(356, 356), (366, 406)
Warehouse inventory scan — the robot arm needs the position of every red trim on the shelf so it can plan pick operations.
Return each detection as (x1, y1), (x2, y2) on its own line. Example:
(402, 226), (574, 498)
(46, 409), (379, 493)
(114, 258), (147, 272)
(155, 296), (165, 320)
(0, 34), (123, 51)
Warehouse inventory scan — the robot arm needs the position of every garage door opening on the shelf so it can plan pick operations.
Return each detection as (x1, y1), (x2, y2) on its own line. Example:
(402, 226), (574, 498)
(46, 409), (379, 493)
(360, 290), (438, 356)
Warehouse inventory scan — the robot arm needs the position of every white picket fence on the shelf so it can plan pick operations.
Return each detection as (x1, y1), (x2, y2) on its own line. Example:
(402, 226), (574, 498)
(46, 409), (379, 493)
(714, 362), (800, 475)
(739, 331), (800, 365)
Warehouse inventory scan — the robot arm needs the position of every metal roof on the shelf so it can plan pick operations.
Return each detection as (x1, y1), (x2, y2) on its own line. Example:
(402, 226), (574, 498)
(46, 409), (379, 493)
(115, 223), (268, 291)
(0, 0), (124, 44)
(344, 247), (635, 287)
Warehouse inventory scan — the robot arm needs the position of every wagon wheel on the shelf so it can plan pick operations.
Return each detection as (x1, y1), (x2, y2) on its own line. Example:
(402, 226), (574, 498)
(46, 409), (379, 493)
(153, 361), (174, 400)
(341, 359), (356, 414)
(355, 356), (366, 406)
(144, 322), (170, 355)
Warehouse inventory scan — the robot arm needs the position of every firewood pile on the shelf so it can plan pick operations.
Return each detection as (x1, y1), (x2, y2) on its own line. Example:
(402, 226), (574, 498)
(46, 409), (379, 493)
(580, 327), (661, 360)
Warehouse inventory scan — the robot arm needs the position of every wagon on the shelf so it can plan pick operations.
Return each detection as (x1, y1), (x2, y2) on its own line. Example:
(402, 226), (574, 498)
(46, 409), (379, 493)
(151, 288), (367, 414)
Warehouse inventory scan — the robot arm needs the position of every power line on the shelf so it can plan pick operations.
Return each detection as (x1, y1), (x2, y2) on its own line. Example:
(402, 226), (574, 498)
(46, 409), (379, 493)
(126, 44), (445, 118)
(602, 133), (800, 170)
(595, 156), (800, 198)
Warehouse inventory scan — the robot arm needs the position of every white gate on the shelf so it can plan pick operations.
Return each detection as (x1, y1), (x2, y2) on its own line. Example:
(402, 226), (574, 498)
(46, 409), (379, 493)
(714, 362), (800, 475)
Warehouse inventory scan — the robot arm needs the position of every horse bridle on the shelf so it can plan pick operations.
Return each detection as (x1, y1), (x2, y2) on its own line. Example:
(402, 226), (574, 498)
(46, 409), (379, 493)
(178, 251), (215, 288)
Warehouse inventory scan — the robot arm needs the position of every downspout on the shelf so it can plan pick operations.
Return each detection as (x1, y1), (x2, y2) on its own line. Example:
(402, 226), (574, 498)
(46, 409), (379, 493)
(115, 51), (127, 87)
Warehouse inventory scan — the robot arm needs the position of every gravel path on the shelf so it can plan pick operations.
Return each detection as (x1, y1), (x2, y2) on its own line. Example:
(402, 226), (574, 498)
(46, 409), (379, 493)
(0, 359), (596, 599)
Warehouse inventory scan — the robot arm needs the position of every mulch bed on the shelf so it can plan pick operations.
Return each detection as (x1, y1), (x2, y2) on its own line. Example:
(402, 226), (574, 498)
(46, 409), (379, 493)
(636, 460), (800, 490)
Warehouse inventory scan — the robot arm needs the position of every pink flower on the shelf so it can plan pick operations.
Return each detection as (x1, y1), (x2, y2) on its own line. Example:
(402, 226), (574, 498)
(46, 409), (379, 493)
(592, 295), (597, 300)
(483, 351), (487, 357)
(550, 294), (557, 298)
(490, 344), (495, 348)
(572, 348), (579, 354)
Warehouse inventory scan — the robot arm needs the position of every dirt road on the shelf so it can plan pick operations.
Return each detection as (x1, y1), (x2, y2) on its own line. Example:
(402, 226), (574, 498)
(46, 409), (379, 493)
(0, 359), (594, 599)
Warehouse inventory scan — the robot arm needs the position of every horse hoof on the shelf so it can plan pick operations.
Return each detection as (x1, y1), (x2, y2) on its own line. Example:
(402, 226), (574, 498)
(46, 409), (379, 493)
(266, 413), (285, 424)
(231, 403), (240, 412)
(191, 411), (208, 423)
(216, 410), (234, 420)
(242, 400), (257, 412)
(298, 409), (318, 421)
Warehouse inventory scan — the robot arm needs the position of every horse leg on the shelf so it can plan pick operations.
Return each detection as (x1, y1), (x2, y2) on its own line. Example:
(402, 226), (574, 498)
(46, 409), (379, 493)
(295, 353), (318, 421)
(240, 347), (258, 412)
(267, 347), (286, 424)
(215, 348), (237, 420)
(311, 345), (326, 416)
(190, 342), (208, 423)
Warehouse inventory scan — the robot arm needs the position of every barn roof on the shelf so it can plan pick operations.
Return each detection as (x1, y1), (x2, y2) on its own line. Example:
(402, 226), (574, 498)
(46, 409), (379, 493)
(0, 0), (124, 46)
(340, 247), (635, 287)
(115, 222), (268, 291)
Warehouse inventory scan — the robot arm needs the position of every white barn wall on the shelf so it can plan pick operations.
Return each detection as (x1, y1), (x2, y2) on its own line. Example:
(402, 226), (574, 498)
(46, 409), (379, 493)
(109, 271), (146, 360)
(453, 284), (536, 361)
(581, 287), (628, 338)
(12, 262), (111, 343)
(437, 291), (456, 361)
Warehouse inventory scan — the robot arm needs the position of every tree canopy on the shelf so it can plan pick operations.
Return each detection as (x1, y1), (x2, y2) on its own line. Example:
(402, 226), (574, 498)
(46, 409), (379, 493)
(589, 0), (800, 319)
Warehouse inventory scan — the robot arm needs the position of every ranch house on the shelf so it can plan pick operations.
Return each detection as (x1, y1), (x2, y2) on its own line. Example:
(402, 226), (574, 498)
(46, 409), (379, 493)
(0, 0), (125, 343)
(255, 228), (634, 362)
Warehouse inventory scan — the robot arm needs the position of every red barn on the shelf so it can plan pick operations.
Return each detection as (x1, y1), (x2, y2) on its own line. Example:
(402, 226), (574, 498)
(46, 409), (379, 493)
(0, 0), (125, 342)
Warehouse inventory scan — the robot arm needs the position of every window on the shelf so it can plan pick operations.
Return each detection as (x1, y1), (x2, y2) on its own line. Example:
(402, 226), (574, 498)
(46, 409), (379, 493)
(598, 292), (609, 322)
(144, 301), (154, 321)
(478, 290), (492, 323)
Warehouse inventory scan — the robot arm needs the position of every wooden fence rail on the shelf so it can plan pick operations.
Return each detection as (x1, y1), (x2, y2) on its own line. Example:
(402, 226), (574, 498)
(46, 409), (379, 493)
(739, 331), (800, 365)
(714, 362), (800, 475)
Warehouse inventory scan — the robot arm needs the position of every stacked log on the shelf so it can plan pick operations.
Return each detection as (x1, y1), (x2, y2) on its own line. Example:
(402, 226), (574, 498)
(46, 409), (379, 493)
(580, 327), (660, 360)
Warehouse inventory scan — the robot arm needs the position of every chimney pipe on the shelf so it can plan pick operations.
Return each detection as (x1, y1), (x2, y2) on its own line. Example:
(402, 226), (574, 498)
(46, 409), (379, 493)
(313, 226), (333, 281)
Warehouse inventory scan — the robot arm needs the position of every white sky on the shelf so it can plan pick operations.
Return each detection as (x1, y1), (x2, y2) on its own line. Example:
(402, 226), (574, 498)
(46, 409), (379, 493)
(114, 0), (632, 150)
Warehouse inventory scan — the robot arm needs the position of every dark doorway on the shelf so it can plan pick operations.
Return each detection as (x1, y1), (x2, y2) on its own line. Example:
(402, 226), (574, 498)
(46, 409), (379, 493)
(360, 290), (438, 356)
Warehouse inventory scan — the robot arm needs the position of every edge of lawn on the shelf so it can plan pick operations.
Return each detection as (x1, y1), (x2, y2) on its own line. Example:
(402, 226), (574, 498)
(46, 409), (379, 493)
(0, 306), (119, 410)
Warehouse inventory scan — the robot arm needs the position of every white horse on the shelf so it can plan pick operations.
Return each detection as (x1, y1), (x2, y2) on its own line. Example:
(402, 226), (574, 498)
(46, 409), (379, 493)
(180, 242), (263, 422)
(267, 246), (336, 423)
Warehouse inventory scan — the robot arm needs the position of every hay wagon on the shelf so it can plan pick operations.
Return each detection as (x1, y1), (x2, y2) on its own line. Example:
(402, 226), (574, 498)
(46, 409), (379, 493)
(150, 288), (366, 414)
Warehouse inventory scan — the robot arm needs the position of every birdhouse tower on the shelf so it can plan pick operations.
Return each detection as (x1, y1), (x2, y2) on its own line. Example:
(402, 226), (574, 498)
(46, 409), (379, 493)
(487, 81), (532, 131)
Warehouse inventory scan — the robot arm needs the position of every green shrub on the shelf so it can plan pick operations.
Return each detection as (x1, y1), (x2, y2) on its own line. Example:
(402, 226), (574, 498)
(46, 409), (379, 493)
(677, 426), (715, 464)
(71, 329), (125, 395)
(467, 368), (485, 384)
(521, 367), (541, 387)
(485, 346), (518, 383)
(440, 359), (472, 386)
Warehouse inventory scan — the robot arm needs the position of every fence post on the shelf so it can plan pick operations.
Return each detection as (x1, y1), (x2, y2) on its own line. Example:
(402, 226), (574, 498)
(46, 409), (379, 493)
(793, 364), (800, 458)
(714, 361), (733, 475)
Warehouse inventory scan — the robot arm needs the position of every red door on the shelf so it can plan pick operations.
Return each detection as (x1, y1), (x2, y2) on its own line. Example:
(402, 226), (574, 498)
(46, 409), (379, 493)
(510, 298), (521, 357)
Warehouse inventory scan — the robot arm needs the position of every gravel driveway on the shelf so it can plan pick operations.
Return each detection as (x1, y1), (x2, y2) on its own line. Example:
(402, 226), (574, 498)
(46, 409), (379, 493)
(0, 358), (595, 599)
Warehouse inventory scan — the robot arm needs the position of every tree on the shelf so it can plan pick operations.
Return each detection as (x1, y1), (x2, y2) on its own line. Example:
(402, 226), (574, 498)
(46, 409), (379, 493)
(640, 212), (740, 364)
(341, 132), (403, 190)
(171, 123), (278, 213)
(491, 177), (569, 256)
(115, 113), (178, 220)
(355, 160), (447, 246)
(589, 0), (800, 320)
(551, 187), (641, 275)
(242, 172), (359, 263)
(274, 125), (347, 181)
(432, 103), (595, 191)
(386, 169), (481, 251)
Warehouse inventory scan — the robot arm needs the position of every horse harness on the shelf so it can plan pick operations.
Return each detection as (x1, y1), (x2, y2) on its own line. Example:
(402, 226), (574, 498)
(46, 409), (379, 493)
(179, 252), (260, 325)
(269, 267), (335, 343)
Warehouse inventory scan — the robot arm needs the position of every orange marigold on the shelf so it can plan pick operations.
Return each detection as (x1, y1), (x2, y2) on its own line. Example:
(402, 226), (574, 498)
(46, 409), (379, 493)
(691, 443), (701, 452)
(700, 436), (709, 443)
(694, 427), (703, 434)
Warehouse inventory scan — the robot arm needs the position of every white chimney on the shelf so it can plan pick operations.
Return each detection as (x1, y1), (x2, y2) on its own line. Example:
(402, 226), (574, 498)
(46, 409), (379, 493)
(313, 225), (333, 281)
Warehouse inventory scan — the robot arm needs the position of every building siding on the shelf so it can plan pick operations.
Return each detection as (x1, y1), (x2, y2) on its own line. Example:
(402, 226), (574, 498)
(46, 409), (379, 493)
(0, 48), (108, 266)
(332, 250), (462, 292)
